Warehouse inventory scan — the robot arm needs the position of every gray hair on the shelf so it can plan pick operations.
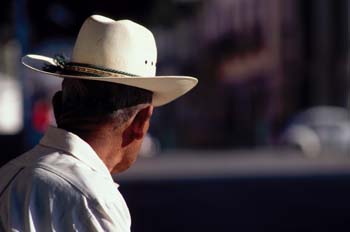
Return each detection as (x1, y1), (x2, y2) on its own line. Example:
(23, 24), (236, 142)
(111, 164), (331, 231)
(109, 103), (150, 125)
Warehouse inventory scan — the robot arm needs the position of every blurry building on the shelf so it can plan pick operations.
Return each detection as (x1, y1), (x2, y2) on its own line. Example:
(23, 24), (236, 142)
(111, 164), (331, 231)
(150, 0), (349, 150)
(150, 0), (282, 148)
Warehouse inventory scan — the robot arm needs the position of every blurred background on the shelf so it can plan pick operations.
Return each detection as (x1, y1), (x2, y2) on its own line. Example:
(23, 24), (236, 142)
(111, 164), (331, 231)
(0, 0), (349, 231)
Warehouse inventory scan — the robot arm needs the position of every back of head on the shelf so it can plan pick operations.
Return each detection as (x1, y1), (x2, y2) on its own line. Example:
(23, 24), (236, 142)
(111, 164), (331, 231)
(52, 79), (153, 133)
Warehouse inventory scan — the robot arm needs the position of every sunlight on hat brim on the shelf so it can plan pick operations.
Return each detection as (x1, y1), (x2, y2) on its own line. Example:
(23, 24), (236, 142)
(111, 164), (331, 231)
(22, 54), (198, 106)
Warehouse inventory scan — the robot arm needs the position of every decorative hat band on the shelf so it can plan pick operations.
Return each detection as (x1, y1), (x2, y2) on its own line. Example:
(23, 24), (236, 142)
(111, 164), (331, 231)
(43, 54), (138, 78)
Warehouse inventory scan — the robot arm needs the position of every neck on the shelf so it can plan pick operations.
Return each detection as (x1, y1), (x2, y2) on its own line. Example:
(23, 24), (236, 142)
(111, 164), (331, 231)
(75, 125), (124, 173)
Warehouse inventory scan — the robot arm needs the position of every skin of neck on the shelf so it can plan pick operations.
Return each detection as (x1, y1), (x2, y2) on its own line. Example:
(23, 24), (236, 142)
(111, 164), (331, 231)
(75, 105), (153, 174)
(82, 124), (125, 173)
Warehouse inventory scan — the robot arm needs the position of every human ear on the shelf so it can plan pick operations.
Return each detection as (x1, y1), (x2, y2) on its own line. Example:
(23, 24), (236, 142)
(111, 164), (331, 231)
(122, 105), (153, 147)
(131, 105), (153, 139)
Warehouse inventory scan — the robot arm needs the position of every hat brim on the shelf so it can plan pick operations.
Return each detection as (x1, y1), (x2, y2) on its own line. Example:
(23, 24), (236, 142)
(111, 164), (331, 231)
(22, 54), (198, 107)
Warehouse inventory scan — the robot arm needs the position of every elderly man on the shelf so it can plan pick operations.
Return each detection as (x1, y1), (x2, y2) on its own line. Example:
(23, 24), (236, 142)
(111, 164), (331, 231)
(0, 15), (197, 231)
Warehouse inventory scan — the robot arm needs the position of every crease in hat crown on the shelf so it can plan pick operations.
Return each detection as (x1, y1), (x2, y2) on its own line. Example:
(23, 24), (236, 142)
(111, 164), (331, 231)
(71, 15), (158, 77)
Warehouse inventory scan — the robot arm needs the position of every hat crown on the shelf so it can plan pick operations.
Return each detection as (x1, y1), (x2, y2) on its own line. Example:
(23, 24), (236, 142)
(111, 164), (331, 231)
(71, 15), (157, 76)
(21, 15), (198, 107)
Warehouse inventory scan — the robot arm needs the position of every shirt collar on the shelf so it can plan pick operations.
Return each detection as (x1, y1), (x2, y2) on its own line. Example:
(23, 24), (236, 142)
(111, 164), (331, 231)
(39, 126), (113, 181)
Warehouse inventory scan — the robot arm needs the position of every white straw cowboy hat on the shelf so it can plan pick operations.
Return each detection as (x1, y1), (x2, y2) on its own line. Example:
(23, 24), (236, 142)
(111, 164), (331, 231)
(21, 15), (198, 106)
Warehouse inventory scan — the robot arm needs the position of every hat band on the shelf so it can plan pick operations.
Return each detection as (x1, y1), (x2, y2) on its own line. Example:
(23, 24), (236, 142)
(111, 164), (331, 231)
(64, 62), (139, 77)
(43, 55), (139, 77)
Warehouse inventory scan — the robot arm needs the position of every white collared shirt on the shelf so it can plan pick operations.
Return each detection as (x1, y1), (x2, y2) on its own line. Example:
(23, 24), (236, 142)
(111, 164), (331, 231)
(0, 126), (131, 232)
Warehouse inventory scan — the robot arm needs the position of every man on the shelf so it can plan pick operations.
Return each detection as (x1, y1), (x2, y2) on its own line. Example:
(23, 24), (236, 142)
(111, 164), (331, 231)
(0, 15), (197, 231)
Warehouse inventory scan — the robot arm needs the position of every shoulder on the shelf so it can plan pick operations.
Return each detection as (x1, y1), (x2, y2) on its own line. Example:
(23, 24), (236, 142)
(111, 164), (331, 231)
(29, 164), (131, 231)
(33, 152), (119, 203)
(4, 167), (129, 232)
(1, 151), (131, 231)
(30, 165), (85, 201)
(1, 144), (120, 203)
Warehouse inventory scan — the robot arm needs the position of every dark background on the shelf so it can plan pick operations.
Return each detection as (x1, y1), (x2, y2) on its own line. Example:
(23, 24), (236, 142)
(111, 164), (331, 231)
(0, 0), (349, 231)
